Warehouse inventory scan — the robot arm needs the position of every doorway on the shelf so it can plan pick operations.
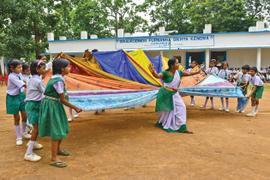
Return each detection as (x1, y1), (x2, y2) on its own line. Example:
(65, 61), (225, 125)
(185, 52), (205, 68)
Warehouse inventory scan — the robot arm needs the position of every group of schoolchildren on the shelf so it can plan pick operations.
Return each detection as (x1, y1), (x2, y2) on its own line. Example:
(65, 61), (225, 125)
(4, 56), (265, 168)
(6, 58), (82, 168)
(188, 59), (264, 117)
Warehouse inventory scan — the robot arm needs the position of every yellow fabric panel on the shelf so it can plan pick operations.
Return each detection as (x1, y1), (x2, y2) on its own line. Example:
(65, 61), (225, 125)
(126, 49), (162, 86)
(162, 56), (169, 70)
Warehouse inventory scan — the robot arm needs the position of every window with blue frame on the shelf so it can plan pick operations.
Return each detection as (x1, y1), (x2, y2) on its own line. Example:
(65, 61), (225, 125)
(185, 52), (205, 68)
(211, 51), (227, 62)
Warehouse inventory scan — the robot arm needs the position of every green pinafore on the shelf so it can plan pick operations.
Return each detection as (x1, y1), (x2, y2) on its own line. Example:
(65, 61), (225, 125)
(38, 77), (69, 140)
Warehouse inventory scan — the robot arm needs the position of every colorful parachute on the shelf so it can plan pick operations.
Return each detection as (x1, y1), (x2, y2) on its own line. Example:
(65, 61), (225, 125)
(50, 50), (247, 111)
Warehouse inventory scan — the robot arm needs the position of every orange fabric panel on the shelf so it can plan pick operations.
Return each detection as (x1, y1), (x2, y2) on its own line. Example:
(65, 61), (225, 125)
(66, 73), (157, 90)
(181, 71), (206, 87)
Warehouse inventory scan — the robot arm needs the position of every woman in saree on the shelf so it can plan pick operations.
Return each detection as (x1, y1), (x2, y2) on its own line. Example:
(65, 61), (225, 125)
(149, 58), (199, 133)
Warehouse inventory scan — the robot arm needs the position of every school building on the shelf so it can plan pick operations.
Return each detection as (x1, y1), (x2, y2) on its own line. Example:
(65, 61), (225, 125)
(47, 23), (270, 70)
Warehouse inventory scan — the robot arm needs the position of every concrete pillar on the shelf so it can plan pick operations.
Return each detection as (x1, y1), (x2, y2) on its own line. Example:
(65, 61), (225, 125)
(257, 48), (262, 70)
(160, 50), (164, 57)
(80, 31), (88, 39)
(203, 24), (212, 34)
(50, 54), (53, 61)
(47, 32), (54, 41)
(205, 49), (210, 69)
(118, 29), (124, 37)
(59, 36), (66, 40)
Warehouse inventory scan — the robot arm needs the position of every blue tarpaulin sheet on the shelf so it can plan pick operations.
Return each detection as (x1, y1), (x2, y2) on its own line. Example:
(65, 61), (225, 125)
(146, 54), (162, 73)
(93, 50), (150, 84)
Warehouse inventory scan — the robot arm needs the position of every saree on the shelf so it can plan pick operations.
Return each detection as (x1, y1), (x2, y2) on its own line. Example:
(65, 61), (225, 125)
(157, 71), (187, 132)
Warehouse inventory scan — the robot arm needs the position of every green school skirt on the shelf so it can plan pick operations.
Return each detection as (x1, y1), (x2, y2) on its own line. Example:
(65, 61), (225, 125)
(38, 97), (69, 140)
(6, 93), (26, 115)
(25, 101), (41, 125)
(252, 86), (264, 99)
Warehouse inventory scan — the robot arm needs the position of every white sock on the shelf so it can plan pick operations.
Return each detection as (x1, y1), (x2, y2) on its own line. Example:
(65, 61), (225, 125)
(254, 105), (258, 113)
(251, 106), (256, 113)
(15, 125), (22, 139)
(226, 98), (229, 109)
(22, 122), (26, 134)
(26, 140), (35, 155)
(191, 97), (195, 105)
(220, 98), (224, 109)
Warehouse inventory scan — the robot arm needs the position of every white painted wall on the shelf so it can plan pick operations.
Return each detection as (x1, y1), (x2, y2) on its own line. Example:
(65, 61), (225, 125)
(48, 32), (270, 68)
(262, 49), (270, 68)
(48, 32), (270, 54)
(214, 33), (270, 49)
(48, 39), (116, 54)
(145, 48), (270, 68)
(227, 49), (257, 68)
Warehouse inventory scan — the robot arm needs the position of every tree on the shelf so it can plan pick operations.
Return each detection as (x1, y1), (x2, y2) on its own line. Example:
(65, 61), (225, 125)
(245, 0), (270, 22)
(0, 0), (59, 59)
(140, 0), (174, 34)
(51, 0), (78, 38)
(143, 0), (258, 34)
(71, 0), (111, 38)
(100, 0), (148, 37)
(186, 0), (255, 33)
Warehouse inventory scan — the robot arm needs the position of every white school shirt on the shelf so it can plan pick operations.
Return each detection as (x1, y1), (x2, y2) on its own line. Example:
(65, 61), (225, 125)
(249, 75), (264, 86)
(234, 72), (251, 84)
(7, 73), (25, 95)
(22, 74), (31, 85)
(205, 67), (219, 75)
(46, 61), (53, 71)
(52, 74), (65, 94)
(25, 75), (45, 102)
(218, 69), (231, 80)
